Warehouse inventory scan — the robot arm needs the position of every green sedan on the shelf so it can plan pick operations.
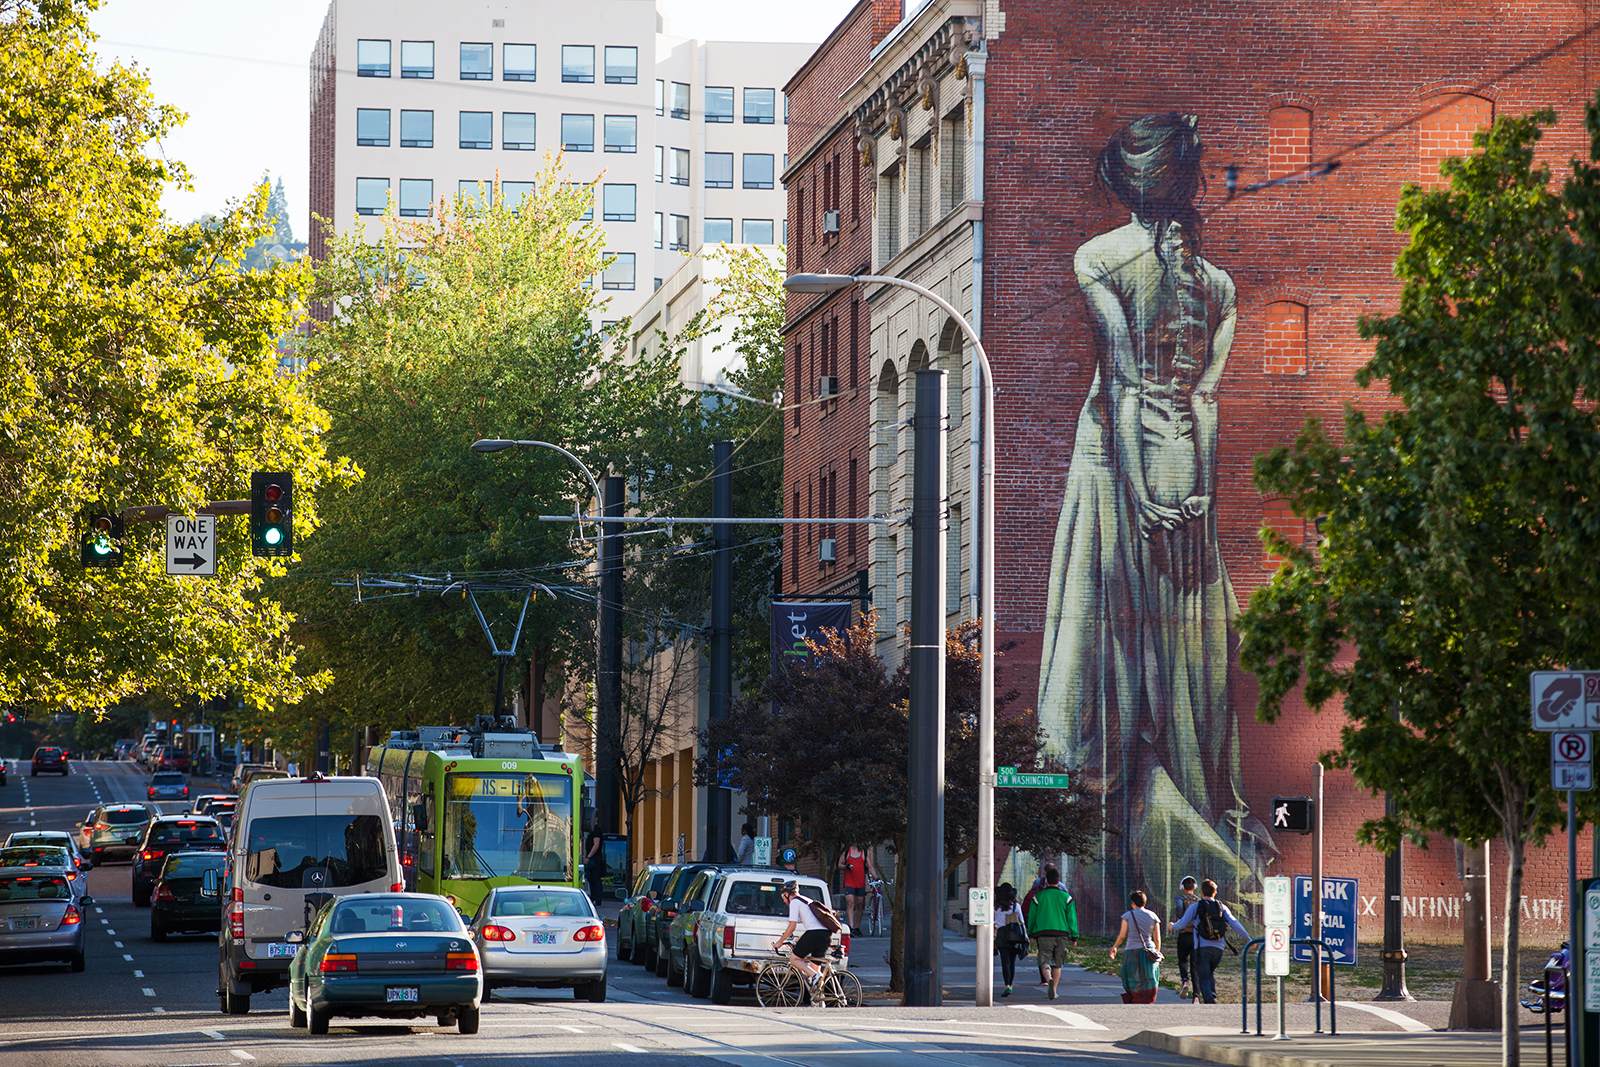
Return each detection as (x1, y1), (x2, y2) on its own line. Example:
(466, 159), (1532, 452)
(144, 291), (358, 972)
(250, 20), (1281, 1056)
(288, 893), (482, 1035)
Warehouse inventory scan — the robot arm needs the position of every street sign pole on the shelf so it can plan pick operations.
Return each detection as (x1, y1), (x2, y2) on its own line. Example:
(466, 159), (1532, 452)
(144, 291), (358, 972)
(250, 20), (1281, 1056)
(1264, 876), (1292, 1041)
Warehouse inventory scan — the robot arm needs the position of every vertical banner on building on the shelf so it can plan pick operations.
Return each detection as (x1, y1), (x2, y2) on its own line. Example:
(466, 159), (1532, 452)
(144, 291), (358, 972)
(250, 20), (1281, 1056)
(770, 602), (853, 676)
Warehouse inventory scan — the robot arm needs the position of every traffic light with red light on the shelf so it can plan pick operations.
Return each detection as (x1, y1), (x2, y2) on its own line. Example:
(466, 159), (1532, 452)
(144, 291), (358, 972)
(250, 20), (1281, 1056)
(81, 511), (125, 568)
(251, 472), (294, 557)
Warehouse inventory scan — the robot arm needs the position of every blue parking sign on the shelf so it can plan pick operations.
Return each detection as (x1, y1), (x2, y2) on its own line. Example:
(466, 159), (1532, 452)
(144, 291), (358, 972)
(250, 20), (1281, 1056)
(1293, 876), (1358, 966)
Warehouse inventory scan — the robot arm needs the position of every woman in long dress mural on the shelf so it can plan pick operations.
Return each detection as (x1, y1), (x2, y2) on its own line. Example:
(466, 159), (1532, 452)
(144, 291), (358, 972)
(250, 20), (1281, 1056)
(1036, 113), (1273, 919)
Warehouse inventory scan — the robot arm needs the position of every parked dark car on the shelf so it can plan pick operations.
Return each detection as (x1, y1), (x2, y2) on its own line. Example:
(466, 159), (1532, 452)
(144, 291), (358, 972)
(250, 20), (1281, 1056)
(156, 748), (191, 773)
(616, 864), (674, 965)
(78, 804), (153, 862)
(664, 868), (722, 988)
(647, 863), (720, 978)
(30, 747), (68, 776)
(131, 815), (224, 907)
(150, 849), (227, 940)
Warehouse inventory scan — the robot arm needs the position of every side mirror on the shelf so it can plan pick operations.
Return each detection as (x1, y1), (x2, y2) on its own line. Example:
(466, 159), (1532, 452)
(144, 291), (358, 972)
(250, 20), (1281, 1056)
(201, 869), (219, 899)
(286, 930), (305, 944)
(79, 859), (94, 871)
(79, 895), (95, 907)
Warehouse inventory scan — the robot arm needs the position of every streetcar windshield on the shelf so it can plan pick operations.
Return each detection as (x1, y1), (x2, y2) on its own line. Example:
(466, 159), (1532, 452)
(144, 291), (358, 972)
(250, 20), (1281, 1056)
(442, 773), (573, 882)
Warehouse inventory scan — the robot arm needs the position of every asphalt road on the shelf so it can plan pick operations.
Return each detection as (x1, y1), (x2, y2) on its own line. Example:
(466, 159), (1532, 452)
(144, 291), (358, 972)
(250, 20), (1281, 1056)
(0, 761), (1446, 1067)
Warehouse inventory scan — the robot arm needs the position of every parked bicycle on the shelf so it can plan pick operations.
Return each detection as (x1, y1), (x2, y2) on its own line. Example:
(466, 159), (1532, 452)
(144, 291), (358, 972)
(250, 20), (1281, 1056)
(755, 943), (863, 1007)
(861, 878), (890, 938)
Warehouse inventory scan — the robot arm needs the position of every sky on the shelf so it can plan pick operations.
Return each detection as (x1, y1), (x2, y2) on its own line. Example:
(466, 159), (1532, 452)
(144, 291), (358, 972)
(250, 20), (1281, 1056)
(85, 0), (855, 232)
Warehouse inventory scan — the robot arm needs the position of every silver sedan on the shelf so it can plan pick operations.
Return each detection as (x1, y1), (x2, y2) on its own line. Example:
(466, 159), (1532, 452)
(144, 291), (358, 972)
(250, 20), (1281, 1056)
(0, 868), (91, 971)
(468, 886), (607, 1002)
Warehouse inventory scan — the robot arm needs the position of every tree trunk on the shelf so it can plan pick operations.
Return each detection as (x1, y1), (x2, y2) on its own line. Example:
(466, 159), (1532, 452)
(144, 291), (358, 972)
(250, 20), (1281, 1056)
(889, 838), (907, 993)
(1501, 824), (1525, 1067)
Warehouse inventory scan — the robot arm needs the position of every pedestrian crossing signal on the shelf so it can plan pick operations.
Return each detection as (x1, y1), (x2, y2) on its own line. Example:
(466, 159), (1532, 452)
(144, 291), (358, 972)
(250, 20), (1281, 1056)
(1271, 796), (1314, 835)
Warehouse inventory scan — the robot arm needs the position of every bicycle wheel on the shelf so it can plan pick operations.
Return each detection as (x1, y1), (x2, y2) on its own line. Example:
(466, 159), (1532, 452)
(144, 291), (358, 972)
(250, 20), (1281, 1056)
(826, 970), (863, 1007)
(756, 963), (804, 1007)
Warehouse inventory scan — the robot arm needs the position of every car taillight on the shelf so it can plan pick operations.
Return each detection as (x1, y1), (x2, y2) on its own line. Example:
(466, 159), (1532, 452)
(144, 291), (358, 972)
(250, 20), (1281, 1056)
(841, 933), (851, 955)
(66, 871), (77, 882)
(446, 952), (479, 971)
(141, 850), (157, 862)
(229, 894), (244, 939)
(319, 953), (358, 974)
(60, 905), (81, 926)
(665, 909), (677, 919)
(480, 925), (515, 942)
(156, 884), (176, 901)
(723, 924), (735, 951)
(147, 788), (155, 798)
(94, 822), (110, 831)
(390, 883), (404, 892)
(182, 787), (189, 797)
(573, 925), (605, 942)
(640, 899), (652, 912)
(401, 853), (415, 867)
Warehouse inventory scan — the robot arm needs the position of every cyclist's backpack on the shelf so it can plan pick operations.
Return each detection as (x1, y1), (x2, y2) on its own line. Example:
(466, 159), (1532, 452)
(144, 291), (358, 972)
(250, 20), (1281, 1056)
(1196, 899), (1227, 941)
(807, 897), (844, 933)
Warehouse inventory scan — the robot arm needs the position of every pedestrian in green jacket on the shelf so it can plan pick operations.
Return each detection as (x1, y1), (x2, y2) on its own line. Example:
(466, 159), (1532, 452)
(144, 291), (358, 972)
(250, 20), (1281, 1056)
(1025, 865), (1078, 999)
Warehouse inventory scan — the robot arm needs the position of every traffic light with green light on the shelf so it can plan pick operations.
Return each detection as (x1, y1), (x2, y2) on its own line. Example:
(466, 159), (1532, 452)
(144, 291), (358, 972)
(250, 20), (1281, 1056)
(81, 512), (125, 568)
(251, 472), (294, 557)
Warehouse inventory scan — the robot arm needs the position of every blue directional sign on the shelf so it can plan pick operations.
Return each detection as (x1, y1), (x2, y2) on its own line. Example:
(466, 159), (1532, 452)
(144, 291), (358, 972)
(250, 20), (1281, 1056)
(1293, 875), (1358, 966)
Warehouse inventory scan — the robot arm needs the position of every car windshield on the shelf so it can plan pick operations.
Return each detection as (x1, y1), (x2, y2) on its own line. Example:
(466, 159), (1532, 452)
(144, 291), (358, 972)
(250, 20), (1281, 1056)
(163, 852), (226, 878)
(150, 821), (224, 846)
(243, 814), (387, 889)
(491, 890), (591, 917)
(723, 880), (803, 917)
(441, 772), (572, 881)
(34, 748), (61, 757)
(328, 898), (464, 934)
(152, 773), (185, 785)
(8, 835), (69, 851)
(104, 808), (150, 825)
(0, 875), (70, 900)
(0, 847), (69, 868)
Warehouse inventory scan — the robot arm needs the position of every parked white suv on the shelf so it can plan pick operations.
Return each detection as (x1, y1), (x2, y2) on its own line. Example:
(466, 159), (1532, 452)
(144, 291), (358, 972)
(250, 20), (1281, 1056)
(689, 870), (846, 1004)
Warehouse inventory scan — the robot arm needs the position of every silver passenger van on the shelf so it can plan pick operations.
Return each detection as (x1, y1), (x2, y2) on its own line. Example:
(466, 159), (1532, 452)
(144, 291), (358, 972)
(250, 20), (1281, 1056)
(216, 774), (401, 1014)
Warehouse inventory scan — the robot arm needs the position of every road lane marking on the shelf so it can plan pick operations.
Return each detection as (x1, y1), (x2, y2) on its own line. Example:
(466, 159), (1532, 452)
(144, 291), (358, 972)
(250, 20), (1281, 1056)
(1009, 1004), (1110, 1030)
(123, 954), (134, 961)
(143, 987), (156, 996)
(107, 929), (115, 934)
(100, 919), (108, 924)
(114, 941), (123, 947)
(559, 1025), (584, 1032)
(232, 1052), (256, 1061)
(1338, 1001), (1433, 1032)
(614, 1043), (647, 1053)
(152, 1006), (166, 1013)
(95, 907), (103, 913)
(134, 969), (144, 977)
(201, 1030), (225, 1040)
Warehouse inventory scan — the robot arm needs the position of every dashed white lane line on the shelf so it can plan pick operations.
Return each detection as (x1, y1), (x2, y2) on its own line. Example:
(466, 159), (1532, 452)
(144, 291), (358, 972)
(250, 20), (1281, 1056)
(107, 929), (116, 935)
(559, 1025), (584, 1033)
(114, 941), (123, 947)
(134, 969), (144, 977)
(94, 907), (103, 914)
(100, 919), (109, 924)
(151, 1006), (166, 1013)
(201, 1029), (225, 1040)
(614, 1043), (648, 1054)
(123, 954), (134, 961)
(231, 1051), (256, 1061)
(142, 987), (156, 997)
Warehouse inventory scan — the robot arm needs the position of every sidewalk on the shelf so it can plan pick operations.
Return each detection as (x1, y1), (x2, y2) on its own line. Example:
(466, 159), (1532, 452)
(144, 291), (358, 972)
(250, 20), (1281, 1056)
(1128, 1028), (1565, 1067)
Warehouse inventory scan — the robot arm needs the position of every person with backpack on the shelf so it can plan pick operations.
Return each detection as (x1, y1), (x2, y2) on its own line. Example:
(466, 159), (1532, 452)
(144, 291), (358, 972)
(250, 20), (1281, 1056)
(772, 881), (840, 990)
(1025, 865), (1079, 1000)
(1171, 875), (1200, 1000)
(1170, 877), (1250, 1003)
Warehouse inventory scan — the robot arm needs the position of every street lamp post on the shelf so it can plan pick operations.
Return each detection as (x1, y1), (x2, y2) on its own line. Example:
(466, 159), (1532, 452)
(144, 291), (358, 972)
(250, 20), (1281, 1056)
(783, 273), (997, 1007)
(470, 438), (611, 818)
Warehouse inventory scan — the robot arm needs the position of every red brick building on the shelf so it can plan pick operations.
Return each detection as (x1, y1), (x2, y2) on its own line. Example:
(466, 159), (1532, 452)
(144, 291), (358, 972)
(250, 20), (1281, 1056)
(789, 0), (1597, 935)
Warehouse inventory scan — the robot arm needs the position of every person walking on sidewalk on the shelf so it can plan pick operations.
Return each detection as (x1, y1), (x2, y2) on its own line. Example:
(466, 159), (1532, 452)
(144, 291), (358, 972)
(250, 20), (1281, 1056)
(737, 823), (756, 866)
(1020, 874), (1054, 985)
(1109, 889), (1162, 1003)
(836, 844), (878, 932)
(1171, 875), (1200, 1000)
(1025, 865), (1079, 1000)
(1170, 877), (1250, 1003)
(993, 882), (1029, 998)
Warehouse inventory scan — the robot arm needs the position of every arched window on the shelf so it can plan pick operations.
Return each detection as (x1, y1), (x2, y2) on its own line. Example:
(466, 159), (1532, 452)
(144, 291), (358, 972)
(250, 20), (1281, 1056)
(1263, 301), (1307, 375)
(1267, 107), (1312, 181)
(1419, 94), (1493, 189)
(1261, 499), (1305, 571)
(873, 361), (900, 637)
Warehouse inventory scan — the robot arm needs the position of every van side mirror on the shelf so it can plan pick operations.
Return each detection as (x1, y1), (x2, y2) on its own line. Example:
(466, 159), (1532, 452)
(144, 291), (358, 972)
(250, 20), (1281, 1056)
(286, 930), (305, 944)
(201, 869), (219, 898)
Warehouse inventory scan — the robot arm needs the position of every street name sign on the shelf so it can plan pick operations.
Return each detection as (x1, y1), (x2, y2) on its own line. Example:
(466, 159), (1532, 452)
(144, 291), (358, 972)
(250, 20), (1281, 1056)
(1552, 731), (1595, 792)
(1264, 877), (1292, 976)
(969, 887), (992, 926)
(165, 515), (216, 577)
(1293, 876), (1358, 965)
(753, 837), (772, 866)
(1531, 672), (1600, 731)
(996, 766), (1070, 788)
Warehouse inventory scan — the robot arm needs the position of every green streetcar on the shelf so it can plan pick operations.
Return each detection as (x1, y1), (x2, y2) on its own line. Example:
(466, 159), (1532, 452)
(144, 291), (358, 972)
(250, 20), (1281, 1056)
(367, 720), (585, 917)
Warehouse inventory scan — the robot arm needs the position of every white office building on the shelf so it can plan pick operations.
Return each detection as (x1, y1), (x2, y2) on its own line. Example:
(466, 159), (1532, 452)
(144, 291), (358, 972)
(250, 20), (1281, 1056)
(309, 0), (809, 319)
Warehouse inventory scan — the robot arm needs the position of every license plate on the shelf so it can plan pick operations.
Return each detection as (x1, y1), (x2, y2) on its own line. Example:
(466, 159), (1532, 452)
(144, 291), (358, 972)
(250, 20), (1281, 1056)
(527, 931), (559, 944)
(386, 987), (420, 1003)
(9, 917), (39, 931)
(264, 942), (297, 958)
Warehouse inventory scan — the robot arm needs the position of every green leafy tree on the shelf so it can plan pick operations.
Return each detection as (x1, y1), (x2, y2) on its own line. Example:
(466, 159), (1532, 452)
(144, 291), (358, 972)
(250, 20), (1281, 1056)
(1238, 105), (1600, 1065)
(698, 614), (1100, 995)
(0, 0), (347, 716)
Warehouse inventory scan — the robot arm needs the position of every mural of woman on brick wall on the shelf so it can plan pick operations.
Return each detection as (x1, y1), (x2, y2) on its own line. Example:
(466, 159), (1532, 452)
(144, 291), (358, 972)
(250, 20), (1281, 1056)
(1035, 112), (1274, 921)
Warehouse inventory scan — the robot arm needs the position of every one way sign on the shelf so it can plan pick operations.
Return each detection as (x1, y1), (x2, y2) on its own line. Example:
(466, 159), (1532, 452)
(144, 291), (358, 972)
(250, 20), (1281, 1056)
(166, 515), (216, 577)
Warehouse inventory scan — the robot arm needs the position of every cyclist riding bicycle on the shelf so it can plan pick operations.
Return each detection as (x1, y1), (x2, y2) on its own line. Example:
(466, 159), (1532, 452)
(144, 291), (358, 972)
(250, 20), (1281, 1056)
(772, 881), (831, 989)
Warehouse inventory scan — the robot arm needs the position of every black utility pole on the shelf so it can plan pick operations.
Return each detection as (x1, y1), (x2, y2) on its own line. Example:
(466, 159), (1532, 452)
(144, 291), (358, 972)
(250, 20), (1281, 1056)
(905, 367), (947, 1006)
(1375, 788), (1413, 1000)
(703, 440), (735, 863)
(596, 475), (625, 836)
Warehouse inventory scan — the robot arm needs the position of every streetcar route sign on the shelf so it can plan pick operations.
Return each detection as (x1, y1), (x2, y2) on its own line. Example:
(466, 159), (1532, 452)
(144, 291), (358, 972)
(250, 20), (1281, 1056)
(1552, 731), (1594, 791)
(1531, 672), (1600, 731)
(165, 515), (216, 577)
(753, 837), (772, 866)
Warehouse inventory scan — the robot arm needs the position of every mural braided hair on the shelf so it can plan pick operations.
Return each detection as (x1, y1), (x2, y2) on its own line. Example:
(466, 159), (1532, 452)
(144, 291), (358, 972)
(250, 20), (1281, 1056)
(1095, 112), (1206, 268)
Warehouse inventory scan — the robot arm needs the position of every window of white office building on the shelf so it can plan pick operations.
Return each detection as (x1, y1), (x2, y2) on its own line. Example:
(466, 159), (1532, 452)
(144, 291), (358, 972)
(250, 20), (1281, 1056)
(460, 42), (492, 80)
(502, 181), (534, 212)
(744, 88), (776, 124)
(459, 111), (492, 150)
(459, 180), (487, 208)
(503, 43), (536, 81)
(742, 219), (775, 245)
(654, 145), (664, 182)
(605, 46), (638, 84)
(356, 177), (389, 215)
(603, 184), (636, 222)
(357, 39), (390, 77)
(400, 41), (433, 78)
(399, 178), (433, 217)
(566, 182), (594, 221)
(705, 86), (733, 123)
(503, 112), (535, 150)
(562, 45), (595, 83)
(400, 109), (433, 148)
(669, 82), (690, 119)
(655, 80), (665, 116)
(602, 252), (636, 290)
(654, 212), (664, 249)
(356, 109), (390, 146)
(706, 152), (733, 189)
(669, 214), (689, 251)
(670, 148), (690, 185)
(562, 114), (595, 152)
(603, 115), (637, 153)
(705, 218), (733, 244)
(743, 153), (774, 189)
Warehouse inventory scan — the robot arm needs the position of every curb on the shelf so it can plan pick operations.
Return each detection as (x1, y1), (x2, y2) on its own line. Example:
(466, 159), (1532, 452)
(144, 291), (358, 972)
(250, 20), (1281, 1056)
(1127, 1031), (1338, 1067)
